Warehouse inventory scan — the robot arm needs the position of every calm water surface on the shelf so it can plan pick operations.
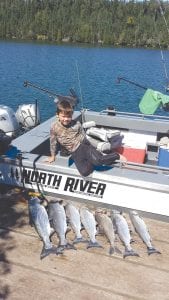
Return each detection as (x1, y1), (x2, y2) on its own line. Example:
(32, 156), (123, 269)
(0, 40), (169, 121)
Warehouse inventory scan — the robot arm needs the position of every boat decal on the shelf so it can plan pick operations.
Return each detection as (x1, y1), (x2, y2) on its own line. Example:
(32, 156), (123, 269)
(5, 166), (106, 199)
(63, 177), (106, 197)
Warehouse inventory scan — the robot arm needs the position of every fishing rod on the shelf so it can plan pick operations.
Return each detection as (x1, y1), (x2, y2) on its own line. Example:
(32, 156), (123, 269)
(75, 61), (84, 110)
(117, 77), (147, 90)
(75, 60), (86, 125)
(24, 81), (79, 107)
(154, 1), (169, 92)
(24, 80), (59, 97)
(117, 76), (169, 112)
(156, 0), (169, 36)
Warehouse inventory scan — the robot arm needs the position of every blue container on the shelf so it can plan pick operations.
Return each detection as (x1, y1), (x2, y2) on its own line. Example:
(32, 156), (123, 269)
(158, 147), (169, 167)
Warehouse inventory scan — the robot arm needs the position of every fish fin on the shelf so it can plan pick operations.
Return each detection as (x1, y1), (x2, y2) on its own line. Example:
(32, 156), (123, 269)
(96, 230), (104, 236)
(40, 246), (60, 260)
(109, 246), (115, 255)
(59, 243), (77, 251)
(58, 200), (63, 204)
(66, 243), (77, 250)
(57, 245), (65, 253)
(114, 246), (122, 255)
(123, 249), (140, 259)
(73, 237), (88, 244)
(56, 247), (64, 255)
(147, 247), (161, 255)
(109, 246), (122, 255)
(87, 241), (103, 249)
(115, 234), (119, 242)
(49, 228), (55, 240)
(96, 224), (104, 235)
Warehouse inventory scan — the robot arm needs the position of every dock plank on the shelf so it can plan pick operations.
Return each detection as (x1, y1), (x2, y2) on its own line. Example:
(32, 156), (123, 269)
(0, 190), (169, 300)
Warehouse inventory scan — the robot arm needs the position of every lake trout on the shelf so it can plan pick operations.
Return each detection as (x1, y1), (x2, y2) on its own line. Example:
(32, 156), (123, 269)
(129, 210), (161, 255)
(111, 210), (139, 258)
(28, 197), (61, 259)
(65, 202), (87, 244)
(80, 207), (102, 249)
(48, 200), (75, 250)
(95, 210), (121, 255)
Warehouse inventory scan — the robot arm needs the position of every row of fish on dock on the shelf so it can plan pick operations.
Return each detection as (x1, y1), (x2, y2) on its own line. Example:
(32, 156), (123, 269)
(28, 197), (161, 260)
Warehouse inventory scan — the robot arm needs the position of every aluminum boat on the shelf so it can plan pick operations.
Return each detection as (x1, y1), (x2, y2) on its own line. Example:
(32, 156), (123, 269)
(1, 108), (169, 222)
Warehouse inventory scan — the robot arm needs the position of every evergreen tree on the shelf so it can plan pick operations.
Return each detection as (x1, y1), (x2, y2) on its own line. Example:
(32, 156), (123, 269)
(0, 0), (169, 48)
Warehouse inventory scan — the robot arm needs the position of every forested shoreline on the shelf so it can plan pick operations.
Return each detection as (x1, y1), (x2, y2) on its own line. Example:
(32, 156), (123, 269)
(1, 0), (169, 48)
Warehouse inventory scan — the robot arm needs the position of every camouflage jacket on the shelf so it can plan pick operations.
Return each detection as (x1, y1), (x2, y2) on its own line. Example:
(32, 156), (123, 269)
(50, 118), (85, 155)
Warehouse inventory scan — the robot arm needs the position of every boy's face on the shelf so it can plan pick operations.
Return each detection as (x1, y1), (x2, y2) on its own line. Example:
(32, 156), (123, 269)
(58, 112), (72, 126)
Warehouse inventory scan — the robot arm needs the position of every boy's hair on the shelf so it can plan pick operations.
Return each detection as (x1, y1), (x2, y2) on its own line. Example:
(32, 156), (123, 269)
(56, 100), (73, 116)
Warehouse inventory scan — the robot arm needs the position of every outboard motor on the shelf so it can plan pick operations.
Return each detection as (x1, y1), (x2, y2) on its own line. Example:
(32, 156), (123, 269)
(0, 105), (20, 137)
(15, 103), (40, 129)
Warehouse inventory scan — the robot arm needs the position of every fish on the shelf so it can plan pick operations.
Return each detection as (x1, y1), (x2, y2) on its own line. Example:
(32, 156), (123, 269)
(111, 210), (139, 258)
(80, 207), (102, 249)
(28, 197), (61, 259)
(129, 210), (161, 255)
(65, 202), (87, 244)
(95, 210), (121, 255)
(48, 200), (76, 250)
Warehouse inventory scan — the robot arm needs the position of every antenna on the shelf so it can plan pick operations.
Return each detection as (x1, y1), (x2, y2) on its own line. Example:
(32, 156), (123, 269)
(155, 1), (169, 91)
(75, 61), (86, 124)
(75, 61), (84, 110)
(156, 0), (169, 36)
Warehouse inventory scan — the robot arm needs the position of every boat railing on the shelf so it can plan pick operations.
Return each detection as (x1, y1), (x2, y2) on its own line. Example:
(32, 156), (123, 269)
(100, 109), (169, 122)
(118, 160), (169, 174)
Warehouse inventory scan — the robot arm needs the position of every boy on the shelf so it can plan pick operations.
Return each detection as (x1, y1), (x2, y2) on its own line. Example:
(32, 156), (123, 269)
(46, 100), (127, 177)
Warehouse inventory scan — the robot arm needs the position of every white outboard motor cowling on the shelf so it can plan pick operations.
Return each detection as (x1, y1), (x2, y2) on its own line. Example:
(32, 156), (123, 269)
(15, 103), (40, 129)
(0, 105), (20, 137)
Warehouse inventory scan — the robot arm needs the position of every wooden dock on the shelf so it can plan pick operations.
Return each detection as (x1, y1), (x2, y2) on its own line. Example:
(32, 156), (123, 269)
(0, 188), (169, 300)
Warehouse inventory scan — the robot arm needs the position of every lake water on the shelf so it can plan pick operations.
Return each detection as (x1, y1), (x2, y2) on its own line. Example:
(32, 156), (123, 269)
(0, 40), (169, 121)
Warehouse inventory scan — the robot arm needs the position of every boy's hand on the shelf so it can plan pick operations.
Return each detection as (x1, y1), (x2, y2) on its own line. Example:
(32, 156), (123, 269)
(119, 154), (127, 162)
(119, 154), (127, 166)
(44, 156), (55, 163)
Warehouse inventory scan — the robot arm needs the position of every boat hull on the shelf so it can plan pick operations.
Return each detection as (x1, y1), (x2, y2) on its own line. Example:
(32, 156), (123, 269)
(0, 155), (169, 222)
(1, 109), (169, 222)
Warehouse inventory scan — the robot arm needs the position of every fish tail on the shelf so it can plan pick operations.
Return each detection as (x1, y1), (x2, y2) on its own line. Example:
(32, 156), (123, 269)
(123, 248), (140, 259)
(40, 246), (61, 260)
(109, 245), (121, 255)
(147, 247), (161, 255)
(49, 228), (55, 241)
(87, 240), (103, 249)
(73, 237), (88, 244)
(57, 245), (65, 253)
(66, 243), (77, 250)
(58, 243), (77, 251)
(114, 246), (122, 255)
(109, 246), (115, 255)
(96, 226), (104, 235)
